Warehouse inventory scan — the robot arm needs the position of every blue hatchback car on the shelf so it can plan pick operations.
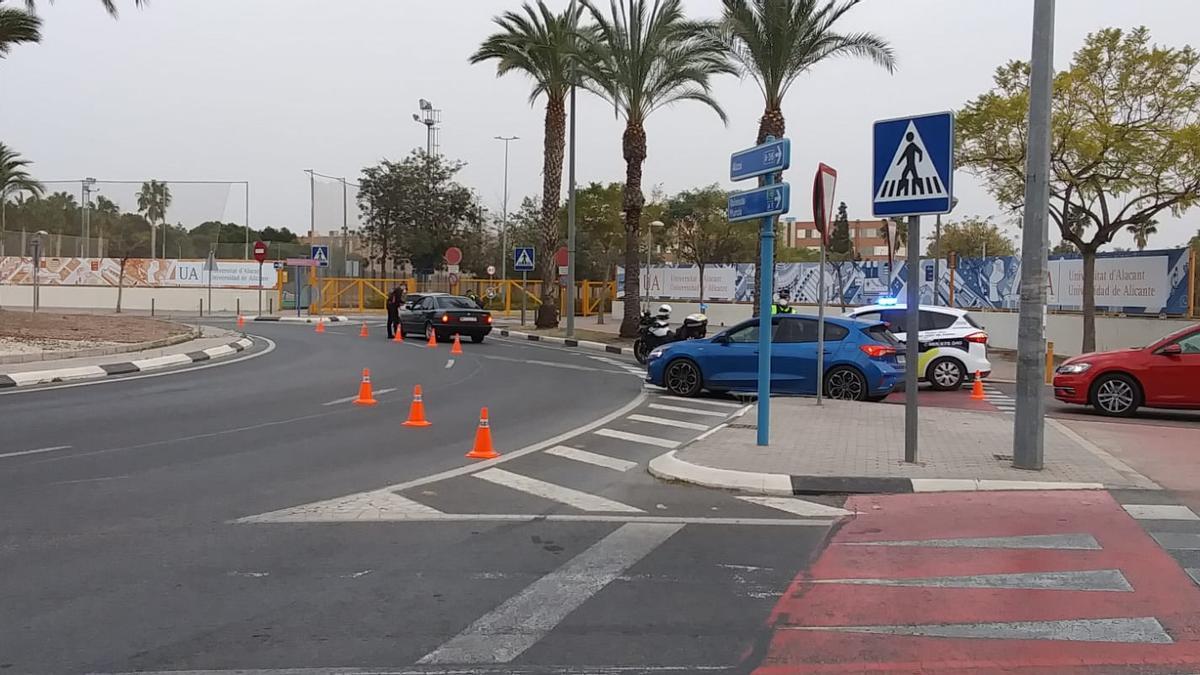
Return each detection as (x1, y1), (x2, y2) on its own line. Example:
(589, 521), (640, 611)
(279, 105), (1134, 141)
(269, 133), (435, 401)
(645, 314), (905, 401)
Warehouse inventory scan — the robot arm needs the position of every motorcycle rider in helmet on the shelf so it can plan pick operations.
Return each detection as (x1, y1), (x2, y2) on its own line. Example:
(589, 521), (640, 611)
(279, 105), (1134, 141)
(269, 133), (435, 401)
(771, 288), (794, 315)
(651, 303), (673, 337)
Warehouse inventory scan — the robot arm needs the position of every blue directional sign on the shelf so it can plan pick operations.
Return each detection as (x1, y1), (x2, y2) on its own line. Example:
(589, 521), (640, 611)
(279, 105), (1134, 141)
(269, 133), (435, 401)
(872, 111), (954, 218)
(730, 138), (791, 182)
(310, 245), (330, 267)
(513, 246), (535, 272)
(727, 183), (791, 222)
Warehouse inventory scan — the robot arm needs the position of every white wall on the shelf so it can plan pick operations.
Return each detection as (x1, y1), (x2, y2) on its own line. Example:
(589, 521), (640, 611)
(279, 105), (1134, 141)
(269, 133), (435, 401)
(0, 284), (274, 314)
(612, 300), (1197, 357)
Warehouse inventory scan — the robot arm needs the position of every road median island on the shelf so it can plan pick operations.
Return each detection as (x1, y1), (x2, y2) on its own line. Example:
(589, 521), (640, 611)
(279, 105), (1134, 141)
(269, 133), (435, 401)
(652, 397), (1158, 495)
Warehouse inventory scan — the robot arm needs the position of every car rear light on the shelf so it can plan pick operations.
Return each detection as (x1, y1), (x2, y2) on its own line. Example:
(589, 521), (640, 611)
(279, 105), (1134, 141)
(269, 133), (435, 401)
(966, 331), (989, 345)
(860, 344), (896, 358)
(485, 315), (492, 324)
(441, 314), (450, 323)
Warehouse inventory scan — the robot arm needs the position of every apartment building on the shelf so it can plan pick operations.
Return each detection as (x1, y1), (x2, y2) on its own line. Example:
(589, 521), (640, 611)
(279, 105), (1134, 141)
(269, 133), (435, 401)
(780, 217), (905, 261)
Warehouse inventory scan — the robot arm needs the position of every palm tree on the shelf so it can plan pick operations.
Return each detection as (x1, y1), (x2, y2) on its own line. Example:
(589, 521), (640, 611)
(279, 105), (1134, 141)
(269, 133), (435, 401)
(0, 142), (43, 255)
(22, 0), (145, 17)
(578, 0), (735, 336)
(470, 1), (583, 328)
(1126, 217), (1158, 251)
(136, 180), (171, 260)
(719, 0), (895, 312)
(0, 5), (41, 57)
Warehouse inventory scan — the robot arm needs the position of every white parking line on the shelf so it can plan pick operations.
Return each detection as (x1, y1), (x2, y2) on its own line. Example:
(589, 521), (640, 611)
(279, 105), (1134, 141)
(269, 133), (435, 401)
(321, 388), (397, 406)
(626, 414), (710, 431)
(445, 359), (455, 369)
(594, 428), (681, 448)
(545, 445), (638, 472)
(418, 522), (683, 664)
(0, 445), (71, 460)
(474, 468), (644, 512)
(647, 403), (727, 417)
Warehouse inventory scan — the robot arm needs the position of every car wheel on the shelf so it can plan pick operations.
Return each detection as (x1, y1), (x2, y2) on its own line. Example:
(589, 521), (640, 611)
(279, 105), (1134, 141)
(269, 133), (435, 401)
(664, 359), (703, 397)
(825, 366), (868, 401)
(1090, 373), (1141, 417)
(471, 334), (484, 344)
(927, 357), (966, 391)
(424, 323), (438, 343)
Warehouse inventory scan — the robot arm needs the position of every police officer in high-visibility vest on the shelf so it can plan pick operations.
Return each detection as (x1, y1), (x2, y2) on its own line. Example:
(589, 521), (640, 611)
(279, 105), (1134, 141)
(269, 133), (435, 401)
(771, 288), (794, 315)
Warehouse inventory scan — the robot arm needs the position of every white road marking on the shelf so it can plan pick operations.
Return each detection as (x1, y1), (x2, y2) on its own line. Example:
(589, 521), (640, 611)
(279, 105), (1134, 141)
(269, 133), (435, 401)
(235, 393), (649, 523)
(1123, 504), (1200, 521)
(445, 358), (455, 368)
(660, 395), (744, 408)
(0, 445), (71, 460)
(842, 533), (1101, 550)
(239, 489), (442, 523)
(647, 403), (727, 417)
(1151, 532), (1200, 550)
(244, 511), (833, 526)
(738, 496), (852, 518)
(809, 569), (1133, 591)
(418, 522), (684, 664)
(787, 617), (1173, 643)
(322, 388), (396, 406)
(626, 414), (710, 431)
(594, 428), (680, 448)
(97, 665), (731, 674)
(474, 468), (643, 512)
(544, 445), (638, 472)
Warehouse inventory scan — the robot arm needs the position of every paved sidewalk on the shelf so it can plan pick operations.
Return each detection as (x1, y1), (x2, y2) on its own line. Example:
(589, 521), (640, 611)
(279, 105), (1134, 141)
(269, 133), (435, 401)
(654, 397), (1157, 494)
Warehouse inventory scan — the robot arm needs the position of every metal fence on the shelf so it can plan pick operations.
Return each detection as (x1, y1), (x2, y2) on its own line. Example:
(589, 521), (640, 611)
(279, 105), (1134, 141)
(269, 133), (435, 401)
(303, 276), (616, 317)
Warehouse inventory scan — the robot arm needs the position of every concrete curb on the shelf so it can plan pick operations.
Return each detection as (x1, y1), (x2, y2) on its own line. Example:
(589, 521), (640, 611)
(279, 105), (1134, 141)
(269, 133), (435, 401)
(253, 315), (349, 324)
(497, 328), (634, 357)
(0, 329), (197, 366)
(0, 337), (255, 389)
(648, 449), (1106, 495)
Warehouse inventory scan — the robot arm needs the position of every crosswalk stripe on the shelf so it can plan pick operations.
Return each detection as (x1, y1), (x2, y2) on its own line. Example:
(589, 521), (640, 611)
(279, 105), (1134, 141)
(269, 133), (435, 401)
(594, 428), (681, 448)
(648, 403), (727, 417)
(659, 396), (745, 409)
(418, 522), (683, 664)
(738, 496), (852, 518)
(544, 445), (638, 472)
(473, 468), (643, 512)
(1123, 504), (1200, 521)
(627, 414), (710, 431)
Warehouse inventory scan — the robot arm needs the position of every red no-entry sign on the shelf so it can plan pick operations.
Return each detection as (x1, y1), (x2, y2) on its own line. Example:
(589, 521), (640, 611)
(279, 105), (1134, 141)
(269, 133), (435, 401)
(253, 241), (268, 263)
(555, 246), (568, 267)
(445, 247), (463, 266)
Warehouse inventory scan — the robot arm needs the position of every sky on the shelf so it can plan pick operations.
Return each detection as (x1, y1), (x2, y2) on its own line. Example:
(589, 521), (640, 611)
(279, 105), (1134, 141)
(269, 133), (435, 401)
(2, 0), (1199, 251)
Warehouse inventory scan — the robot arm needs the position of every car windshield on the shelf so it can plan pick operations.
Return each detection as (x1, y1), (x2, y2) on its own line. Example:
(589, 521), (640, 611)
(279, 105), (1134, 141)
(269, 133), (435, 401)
(437, 296), (478, 309)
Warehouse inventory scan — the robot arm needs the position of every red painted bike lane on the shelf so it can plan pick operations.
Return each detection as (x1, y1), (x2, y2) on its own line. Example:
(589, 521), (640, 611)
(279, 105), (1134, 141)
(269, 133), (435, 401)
(752, 490), (1200, 674)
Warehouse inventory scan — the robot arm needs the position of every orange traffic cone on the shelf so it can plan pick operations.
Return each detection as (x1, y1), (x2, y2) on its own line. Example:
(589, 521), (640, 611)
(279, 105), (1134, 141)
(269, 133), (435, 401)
(971, 371), (986, 401)
(359, 322), (369, 338)
(427, 331), (438, 349)
(466, 407), (498, 460)
(450, 334), (464, 355)
(236, 315), (245, 329)
(392, 328), (404, 343)
(353, 368), (378, 406)
(315, 319), (325, 334)
(402, 385), (431, 427)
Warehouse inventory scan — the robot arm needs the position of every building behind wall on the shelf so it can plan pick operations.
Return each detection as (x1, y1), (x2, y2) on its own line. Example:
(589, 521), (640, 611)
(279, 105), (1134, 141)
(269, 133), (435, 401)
(780, 217), (906, 261)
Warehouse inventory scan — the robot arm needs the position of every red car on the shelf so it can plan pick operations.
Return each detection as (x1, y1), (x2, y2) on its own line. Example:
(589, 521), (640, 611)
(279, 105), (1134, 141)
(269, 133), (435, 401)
(1053, 324), (1200, 416)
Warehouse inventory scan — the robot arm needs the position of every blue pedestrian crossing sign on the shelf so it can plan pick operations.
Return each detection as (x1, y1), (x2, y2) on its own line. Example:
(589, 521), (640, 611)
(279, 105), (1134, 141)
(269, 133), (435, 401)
(310, 245), (330, 267)
(513, 246), (535, 272)
(872, 111), (954, 218)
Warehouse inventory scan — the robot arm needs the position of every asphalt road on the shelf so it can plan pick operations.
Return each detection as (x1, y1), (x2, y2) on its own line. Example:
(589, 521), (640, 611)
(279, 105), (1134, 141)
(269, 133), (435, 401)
(0, 321), (838, 674)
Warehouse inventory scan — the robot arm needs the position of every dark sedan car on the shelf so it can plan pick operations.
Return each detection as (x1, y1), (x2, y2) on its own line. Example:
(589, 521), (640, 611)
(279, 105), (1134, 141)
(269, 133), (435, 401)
(399, 294), (493, 343)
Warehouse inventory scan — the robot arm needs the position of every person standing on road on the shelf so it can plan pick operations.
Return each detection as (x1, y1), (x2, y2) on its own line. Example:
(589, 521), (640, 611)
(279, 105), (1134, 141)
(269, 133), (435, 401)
(771, 288), (794, 315)
(386, 286), (405, 339)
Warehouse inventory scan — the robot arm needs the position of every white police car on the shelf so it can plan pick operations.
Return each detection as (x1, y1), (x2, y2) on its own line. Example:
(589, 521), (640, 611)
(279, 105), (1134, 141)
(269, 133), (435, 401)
(844, 302), (991, 390)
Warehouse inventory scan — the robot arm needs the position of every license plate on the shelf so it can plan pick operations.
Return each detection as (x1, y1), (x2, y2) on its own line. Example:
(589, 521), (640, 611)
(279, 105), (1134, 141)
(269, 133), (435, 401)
(459, 316), (477, 322)
(896, 354), (906, 365)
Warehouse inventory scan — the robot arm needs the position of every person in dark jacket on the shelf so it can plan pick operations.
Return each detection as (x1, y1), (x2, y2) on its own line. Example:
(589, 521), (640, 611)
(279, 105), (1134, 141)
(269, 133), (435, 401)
(386, 286), (405, 339)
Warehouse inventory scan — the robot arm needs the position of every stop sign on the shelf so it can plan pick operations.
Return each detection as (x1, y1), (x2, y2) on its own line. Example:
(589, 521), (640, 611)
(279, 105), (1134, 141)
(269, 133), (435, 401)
(445, 246), (463, 266)
(253, 241), (268, 263)
(555, 246), (569, 267)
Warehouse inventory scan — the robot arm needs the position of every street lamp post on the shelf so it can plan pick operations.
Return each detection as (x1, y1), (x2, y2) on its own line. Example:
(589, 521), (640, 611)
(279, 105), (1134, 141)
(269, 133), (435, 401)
(412, 99), (441, 157)
(644, 220), (664, 312)
(81, 177), (96, 257)
(495, 136), (518, 301)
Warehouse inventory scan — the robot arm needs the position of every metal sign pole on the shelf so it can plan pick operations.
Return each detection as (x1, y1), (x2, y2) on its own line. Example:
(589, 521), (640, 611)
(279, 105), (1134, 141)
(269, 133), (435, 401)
(295, 267), (301, 318)
(756, 172), (776, 447)
(904, 215), (921, 463)
(521, 271), (527, 326)
(817, 239), (826, 406)
(258, 261), (263, 316)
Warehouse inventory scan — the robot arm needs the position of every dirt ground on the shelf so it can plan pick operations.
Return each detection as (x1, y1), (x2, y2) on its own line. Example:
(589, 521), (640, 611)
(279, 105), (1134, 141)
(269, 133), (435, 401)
(0, 309), (190, 346)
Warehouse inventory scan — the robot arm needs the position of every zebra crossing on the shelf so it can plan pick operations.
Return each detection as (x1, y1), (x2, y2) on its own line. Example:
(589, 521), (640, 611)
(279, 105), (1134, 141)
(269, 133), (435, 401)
(984, 384), (1016, 413)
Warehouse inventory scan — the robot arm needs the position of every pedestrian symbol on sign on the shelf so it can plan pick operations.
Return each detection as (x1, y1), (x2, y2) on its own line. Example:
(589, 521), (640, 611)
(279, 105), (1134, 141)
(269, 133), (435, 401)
(875, 121), (947, 203)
